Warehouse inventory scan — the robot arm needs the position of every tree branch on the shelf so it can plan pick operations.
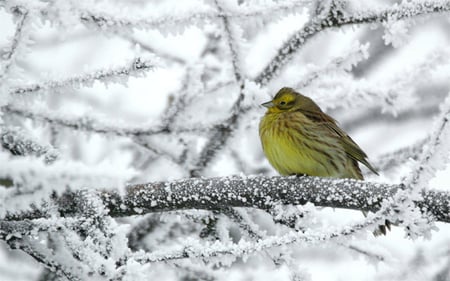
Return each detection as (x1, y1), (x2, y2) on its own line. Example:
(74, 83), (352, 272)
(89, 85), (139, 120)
(6, 238), (81, 281)
(8, 175), (446, 223)
(0, 6), (28, 80)
(77, 2), (307, 31)
(189, 1), (246, 176)
(255, 0), (450, 85)
(9, 57), (156, 95)
(1, 126), (59, 163)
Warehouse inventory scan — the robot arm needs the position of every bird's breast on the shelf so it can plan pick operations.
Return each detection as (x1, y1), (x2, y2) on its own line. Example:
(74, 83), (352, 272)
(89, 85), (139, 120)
(259, 112), (344, 177)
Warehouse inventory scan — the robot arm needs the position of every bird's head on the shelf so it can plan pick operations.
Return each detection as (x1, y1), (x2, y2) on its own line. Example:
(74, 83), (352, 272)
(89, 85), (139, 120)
(261, 87), (300, 113)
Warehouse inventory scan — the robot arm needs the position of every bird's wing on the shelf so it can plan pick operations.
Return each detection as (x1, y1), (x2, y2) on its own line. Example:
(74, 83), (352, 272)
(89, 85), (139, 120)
(301, 109), (379, 176)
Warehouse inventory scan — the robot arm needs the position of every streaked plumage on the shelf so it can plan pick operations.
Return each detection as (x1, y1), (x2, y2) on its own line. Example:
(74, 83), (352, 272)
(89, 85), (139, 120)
(259, 87), (388, 234)
(259, 87), (378, 179)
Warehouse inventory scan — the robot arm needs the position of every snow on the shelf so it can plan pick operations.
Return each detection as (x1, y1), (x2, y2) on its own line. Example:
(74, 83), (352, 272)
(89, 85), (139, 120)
(1, 0), (450, 280)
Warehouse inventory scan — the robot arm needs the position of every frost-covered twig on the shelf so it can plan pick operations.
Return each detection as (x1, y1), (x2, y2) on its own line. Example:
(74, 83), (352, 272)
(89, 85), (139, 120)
(222, 207), (301, 275)
(77, 1), (308, 32)
(127, 214), (161, 251)
(270, 203), (387, 262)
(1, 126), (59, 163)
(295, 42), (370, 89)
(3, 102), (214, 139)
(215, 0), (243, 83)
(3, 104), (166, 137)
(175, 263), (217, 281)
(373, 138), (427, 172)
(189, 124), (232, 177)
(0, 6), (28, 80)
(190, 1), (246, 177)
(130, 210), (389, 264)
(0, 152), (135, 218)
(221, 207), (263, 240)
(339, 243), (386, 262)
(406, 96), (450, 189)
(310, 73), (416, 114)
(313, 49), (450, 114)
(255, 0), (450, 85)
(10, 57), (156, 95)
(6, 238), (81, 281)
(376, 95), (450, 238)
(123, 34), (186, 64)
(342, 102), (439, 132)
(130, 67), (200, 165)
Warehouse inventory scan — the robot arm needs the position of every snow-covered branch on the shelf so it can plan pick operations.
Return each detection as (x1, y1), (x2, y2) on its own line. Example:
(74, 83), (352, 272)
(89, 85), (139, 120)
(406, 95), (450, 189)
(189, 1), (246, 177)
(6, 238), (81, 281)
(9, 57), (156, 95)
(77, 1), (307, 32)
(0, 6), (28, 80)
(2, 104), (172, 137)
(373, 138), (426, 172)
(7, 175), (445, 223)
(255, 0), (450, 85)
(295, 41), (369, 89)
(1, 0), (449, 278)
(1, 126), (59, 163)
(2, 174), (447, 272)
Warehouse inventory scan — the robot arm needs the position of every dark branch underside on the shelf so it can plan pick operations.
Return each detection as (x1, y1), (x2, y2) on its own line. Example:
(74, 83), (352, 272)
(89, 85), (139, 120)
(10, 175), (448, 224)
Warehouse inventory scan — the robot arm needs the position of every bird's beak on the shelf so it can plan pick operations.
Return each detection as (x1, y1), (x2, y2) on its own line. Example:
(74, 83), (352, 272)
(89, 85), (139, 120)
(261, 101), (274, 108)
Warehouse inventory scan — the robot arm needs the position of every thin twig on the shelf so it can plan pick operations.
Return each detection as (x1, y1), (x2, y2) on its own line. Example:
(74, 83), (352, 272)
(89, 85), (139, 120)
(10, 57), (156, 95)
(190, 0), (246, 177)
(0, 6), (28, 80)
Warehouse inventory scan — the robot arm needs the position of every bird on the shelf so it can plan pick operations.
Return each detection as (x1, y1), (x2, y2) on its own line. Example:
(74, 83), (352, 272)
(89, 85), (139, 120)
(259, 87), (388, 234)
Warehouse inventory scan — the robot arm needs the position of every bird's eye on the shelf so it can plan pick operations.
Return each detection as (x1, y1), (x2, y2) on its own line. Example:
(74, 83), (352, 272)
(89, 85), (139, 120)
(279, 101), (286, 105)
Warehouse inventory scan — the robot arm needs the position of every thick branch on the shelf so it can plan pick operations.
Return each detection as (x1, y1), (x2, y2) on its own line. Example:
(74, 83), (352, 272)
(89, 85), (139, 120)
(45, 176), (450, 223)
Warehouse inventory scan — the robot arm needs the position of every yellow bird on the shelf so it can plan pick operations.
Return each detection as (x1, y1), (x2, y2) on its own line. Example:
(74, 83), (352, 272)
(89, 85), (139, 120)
(259, 87), (378, 179)
(259, 87), (387, 234)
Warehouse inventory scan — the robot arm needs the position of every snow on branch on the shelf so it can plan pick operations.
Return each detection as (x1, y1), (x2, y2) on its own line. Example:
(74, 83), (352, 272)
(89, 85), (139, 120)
(2, 104), (169, 137)
(3, 174), (447, 268)
(4, 88), (215, 139)
(0, 0), (449, 279)
(9, 57), (157, 95)
(406, 95), (450, 189)
(255, 0), (450, 85)
(0, 6), (28, 80)
(372, 95), (450, 238)
(295, 41), (370, 89)
(0, 153), (136, 217)
(123, 34), (187, 64)
(78, 7), (215, 32)
(5, 237), (81, 281)
(189, 1), (247, 177)
(77, 1), (308, 32)
(1, 126), (59, 163)
(12, 175), (443, 224)
(130, 214), (384, 264)
(372, 138), (426, 172)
